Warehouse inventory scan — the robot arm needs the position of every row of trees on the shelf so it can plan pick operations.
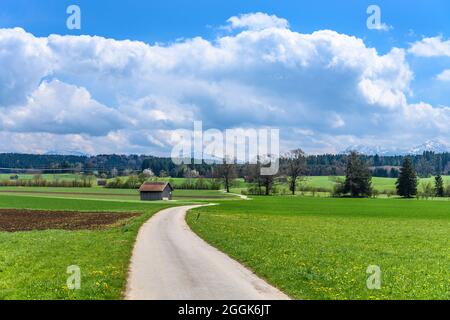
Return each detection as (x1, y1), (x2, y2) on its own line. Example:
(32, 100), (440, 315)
(4, 151), (450, 178)
(396, 160), (447, 198)
(105, 173), (222, 190)
(212, 149), (307, 196)
(225, 148), (444, 198)
(0, 174), (93, 188)
(338, 152), (446, 198)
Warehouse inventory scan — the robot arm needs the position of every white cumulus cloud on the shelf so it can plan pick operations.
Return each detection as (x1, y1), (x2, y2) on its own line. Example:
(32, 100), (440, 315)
(409, 36), (450, 57)
(0, 13), (448, 154)
(0, 28), (52, 106)
(436, 69), (450, 81)
(226, 12), (289, 31)
(0, 80), (126, 136)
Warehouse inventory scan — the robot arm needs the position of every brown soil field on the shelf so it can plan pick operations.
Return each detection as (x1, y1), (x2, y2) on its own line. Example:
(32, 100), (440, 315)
(0, 209), (141, 232)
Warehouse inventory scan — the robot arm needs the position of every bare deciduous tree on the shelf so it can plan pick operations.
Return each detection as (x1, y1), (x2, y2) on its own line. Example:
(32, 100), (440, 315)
(261, 174), (274, 195)
(245, 157), (277, 195)
(215, 160), (237, 193)
(282, 149), (307, 195)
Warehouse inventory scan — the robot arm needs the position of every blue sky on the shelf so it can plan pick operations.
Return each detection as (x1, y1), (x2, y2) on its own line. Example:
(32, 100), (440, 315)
(2, 0), (449, 46)
(1, 1), (450, 155)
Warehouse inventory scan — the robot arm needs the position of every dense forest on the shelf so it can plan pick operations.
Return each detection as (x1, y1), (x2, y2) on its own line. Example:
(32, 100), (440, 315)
(1, 151), (449, 178)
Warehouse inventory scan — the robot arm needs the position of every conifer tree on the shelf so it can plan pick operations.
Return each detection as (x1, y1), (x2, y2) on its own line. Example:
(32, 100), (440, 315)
(435, 174), (444, 197)
(396, 158), (418, 198)
(343, 152), (372, 197)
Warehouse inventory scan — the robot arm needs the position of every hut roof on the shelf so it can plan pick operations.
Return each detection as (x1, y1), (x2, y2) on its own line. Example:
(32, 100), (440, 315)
(139, 182), (172, 192)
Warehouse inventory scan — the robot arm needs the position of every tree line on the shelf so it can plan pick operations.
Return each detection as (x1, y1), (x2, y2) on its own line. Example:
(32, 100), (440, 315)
(327, 152), (445, 199)
(2, 151), (450, 179)
(218, 150), (442, 198)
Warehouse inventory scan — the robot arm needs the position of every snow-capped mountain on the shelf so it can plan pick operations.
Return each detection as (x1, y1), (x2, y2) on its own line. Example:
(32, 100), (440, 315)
(408, 140), (450, 155)
(341, 140), (450, 156)
(340, 145), (398, 156)
(44, 149), (90, 157)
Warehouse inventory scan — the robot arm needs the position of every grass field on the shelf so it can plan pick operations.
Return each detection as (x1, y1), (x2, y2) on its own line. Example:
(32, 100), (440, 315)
(1, 177), (449, 300)
(0, 173), (83, 181)
(3, 173), (450, 193)
(0, 194), (175, 300)
(187, 196), (450, 300)
(232, 176), (450, 196)
(0, 186), (236, 201)
(300, 176), (450, 193)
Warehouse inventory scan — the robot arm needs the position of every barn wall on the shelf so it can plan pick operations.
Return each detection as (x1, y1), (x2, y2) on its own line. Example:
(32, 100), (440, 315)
(162, 185), (173, 200)
(140, 192), (163, 201)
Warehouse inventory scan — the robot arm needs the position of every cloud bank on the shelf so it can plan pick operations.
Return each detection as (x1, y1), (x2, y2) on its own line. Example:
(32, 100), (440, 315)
(0, 14), (448, 155)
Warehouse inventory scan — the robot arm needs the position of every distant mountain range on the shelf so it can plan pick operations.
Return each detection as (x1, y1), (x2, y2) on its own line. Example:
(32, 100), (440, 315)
(44, 149), (90, 157)
(341, 145), (397, 156)
(341, 140), (450, 156)
(36, 140), (450, 157)
(408, 140), (450, 155)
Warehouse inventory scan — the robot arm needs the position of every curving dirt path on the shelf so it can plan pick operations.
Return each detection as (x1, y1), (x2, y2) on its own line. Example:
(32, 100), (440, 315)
(125, 205), (289, 300)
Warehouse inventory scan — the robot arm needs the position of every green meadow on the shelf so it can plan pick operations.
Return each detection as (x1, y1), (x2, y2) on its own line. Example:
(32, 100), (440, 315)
(0, 186), (236, 299)
(0, 186), (235, 201)
(0, 173), (82, 181)
(1, 176), (449, 300)
(187, 196), (450, 300)
(291, 176), (450, 194)
(4, 174), (448, 195)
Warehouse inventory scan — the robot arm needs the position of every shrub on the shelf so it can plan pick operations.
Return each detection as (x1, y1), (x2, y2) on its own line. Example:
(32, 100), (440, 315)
(444, 183), (450, 197)
(0, 178), (92, 188)
(371, 189), (380, 198)
(332, 182), (346, 197)
(246, 184), (264, 195)
(418, 181), (434, 200)
(383, 189), (396, 198)
(105, 177), (123, 189)
(171, 178), (221, 190)
(104, 177), (221, 190)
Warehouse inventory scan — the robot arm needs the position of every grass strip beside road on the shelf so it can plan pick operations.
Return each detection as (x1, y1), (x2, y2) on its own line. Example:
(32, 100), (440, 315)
(187, 196), (450, 300)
